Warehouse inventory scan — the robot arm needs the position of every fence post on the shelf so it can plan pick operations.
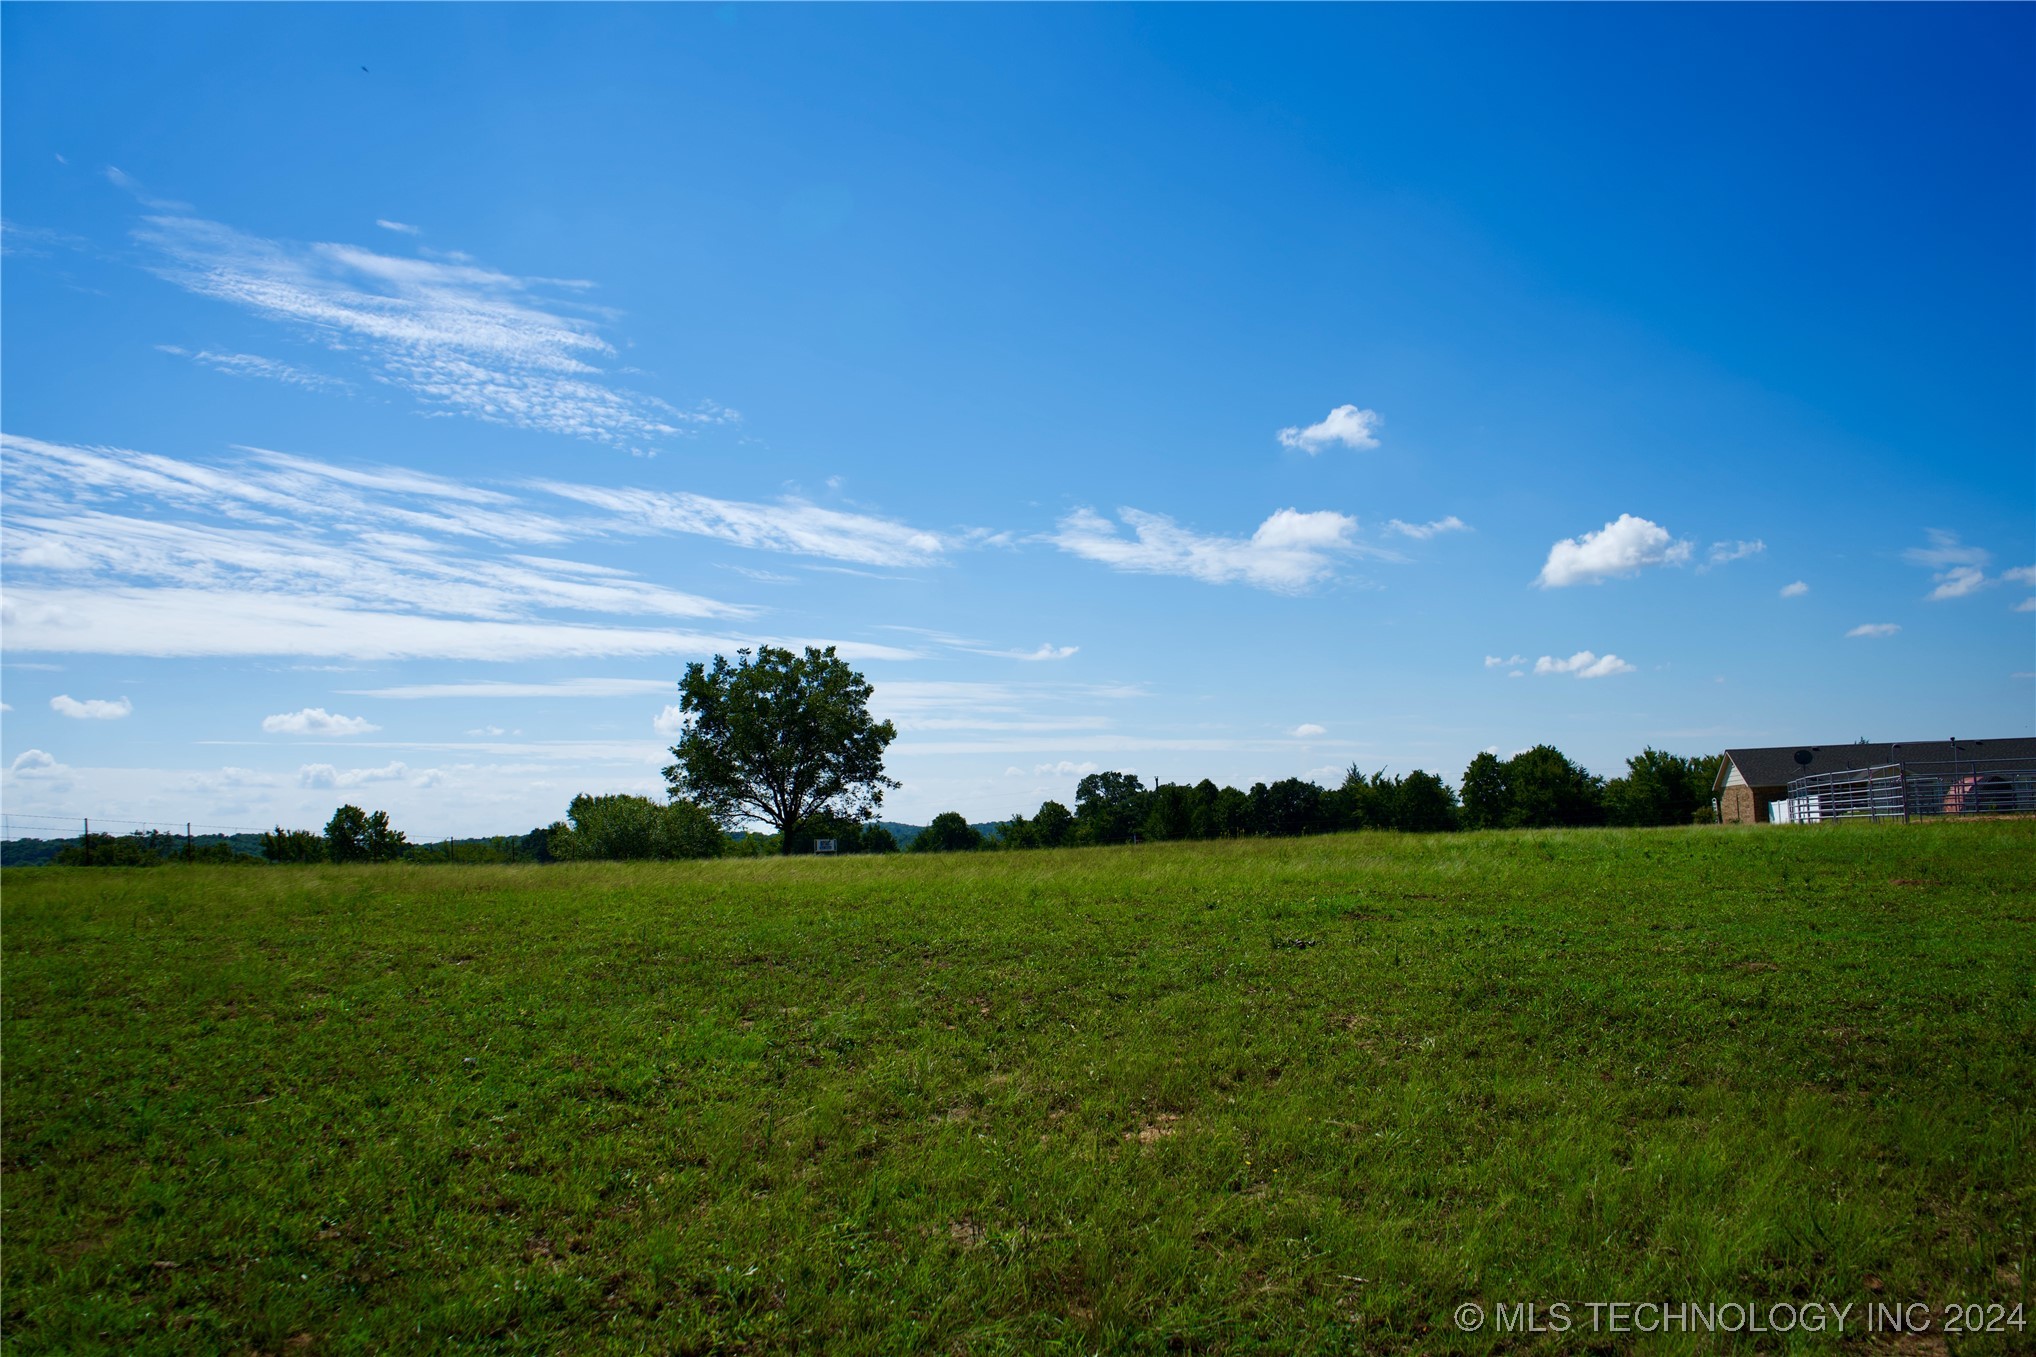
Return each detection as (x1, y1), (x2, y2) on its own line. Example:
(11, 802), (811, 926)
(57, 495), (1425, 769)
(83, 817), (90, 866)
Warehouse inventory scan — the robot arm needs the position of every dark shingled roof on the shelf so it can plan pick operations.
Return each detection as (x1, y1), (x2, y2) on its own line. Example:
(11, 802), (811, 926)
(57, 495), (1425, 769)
(1716, 738), (2036, 792)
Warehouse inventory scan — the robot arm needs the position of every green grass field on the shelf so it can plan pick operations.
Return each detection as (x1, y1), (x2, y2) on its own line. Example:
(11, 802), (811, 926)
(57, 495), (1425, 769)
(5, 823), (2033, 1354)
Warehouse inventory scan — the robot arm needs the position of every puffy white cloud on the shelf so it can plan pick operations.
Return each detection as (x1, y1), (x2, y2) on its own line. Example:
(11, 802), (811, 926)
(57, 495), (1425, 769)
(1534, 514), (1692, 587)
(262, 707), (379, 736)
(1846, 623), (1900, 638)
(1384, 515), (1469, 539)
(10, 749), (59, 774)
(50, 694), (132, 719)
(1277, 405), (1381, 453)
(1051, 506), (1373, 592)
(652, 704), (686, 736)
(1533, 651), (1636, 679)
(1780, 581), (1809, 598)
(1483, 654), (1524, 668)
(1289, 723), (1327, 738)
(2004, 566), (2036, 586)
(2015, 597), (2036, 613)
(298, 760), (419, 790)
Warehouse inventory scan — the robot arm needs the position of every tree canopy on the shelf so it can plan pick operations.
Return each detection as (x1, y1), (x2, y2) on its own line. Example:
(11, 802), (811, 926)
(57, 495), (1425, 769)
(547, 793), (724, 861)
(663, 646), (899, 854)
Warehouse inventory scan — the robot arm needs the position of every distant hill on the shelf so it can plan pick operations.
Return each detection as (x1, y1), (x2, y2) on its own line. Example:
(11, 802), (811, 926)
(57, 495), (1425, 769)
(875, 820), (1002, 849)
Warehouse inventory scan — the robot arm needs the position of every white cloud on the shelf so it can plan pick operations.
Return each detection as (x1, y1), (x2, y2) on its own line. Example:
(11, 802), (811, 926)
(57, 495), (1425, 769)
(1009, 643), (1078, 662)
(534, 480), (947, 567)
(1927, 565), (1988, 601)
(1051, 505), (1377, 592)
(132, 211), (716, 450)
(0, 586), (919, 664)
(1384, 515), (1469, 540)
(1277, 405), (1381, 453)
(0, 435), (921, 664)
(1031, 760), (1101, 778)
(1902, 529), (1989, 571)
(155, 344), (349, 392)
(10, 749), (59, 774)
(0, 702), (10, 713)
(298, 760), (417, 790)
(1706, 539), (1766, 566)
(1533, 651), (1636, 679)
(1535, 514), (1692, 587)
(1483, 654), (1524, 668)
(352, 677), (675, 700)
(1780, 581), (1809, 598)
(2013, 598), (2034, 613)
(375, 219), (421, 235)
(50, 694), (132, 719)
(1289, 723), (1327, 738)
(652, 704), (686, 736)
(1846, 623), (1900, 638)
(1901, 537), (2035, 602)
(262, 707), (379, 736)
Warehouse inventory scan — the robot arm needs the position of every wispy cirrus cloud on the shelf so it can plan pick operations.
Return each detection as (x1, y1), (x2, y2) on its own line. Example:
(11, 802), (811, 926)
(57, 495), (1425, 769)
(1903, 531), (2030, 603)
(131, 210), (720, 450)
(155, 344), (350, 392)
(534, 481), (948, 568)
(1846, 623), (1900, 639)
(1385, 515), (1469, 540)
(375, 219), (422, 236)
(1535, 514), (1692, 588)
(1051, 506), (1386, 592)
(347, 677), (675, 700)
(0, 434), (930, 663)
(1278, 404), (1381, 452)
(1704, 539), (1766, 568)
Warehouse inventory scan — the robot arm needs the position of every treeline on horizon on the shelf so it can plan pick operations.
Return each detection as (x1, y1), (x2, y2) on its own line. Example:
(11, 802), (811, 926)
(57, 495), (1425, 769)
(11, 746), (1722, 867)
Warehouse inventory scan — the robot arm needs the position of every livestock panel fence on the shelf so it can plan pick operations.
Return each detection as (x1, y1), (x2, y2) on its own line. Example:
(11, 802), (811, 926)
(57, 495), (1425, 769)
(1781, 757), (2036, 824)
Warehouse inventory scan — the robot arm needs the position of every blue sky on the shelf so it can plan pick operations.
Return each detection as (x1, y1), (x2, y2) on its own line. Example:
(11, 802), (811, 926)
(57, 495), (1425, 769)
(3, 4), (2030, 838)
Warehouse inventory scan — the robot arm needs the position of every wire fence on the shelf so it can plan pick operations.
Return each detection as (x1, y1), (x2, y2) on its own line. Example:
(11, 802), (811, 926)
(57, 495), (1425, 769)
(3, 811), (274, 839)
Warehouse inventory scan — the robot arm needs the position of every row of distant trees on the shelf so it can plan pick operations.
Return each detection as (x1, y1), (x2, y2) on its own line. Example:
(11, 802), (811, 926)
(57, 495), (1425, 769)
(32, 745), (1723, 868)
(900, 746), (1724, 854)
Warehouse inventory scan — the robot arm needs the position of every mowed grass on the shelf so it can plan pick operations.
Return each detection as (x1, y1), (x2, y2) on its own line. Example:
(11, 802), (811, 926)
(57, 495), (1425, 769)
(4, 824), (2033, 1355)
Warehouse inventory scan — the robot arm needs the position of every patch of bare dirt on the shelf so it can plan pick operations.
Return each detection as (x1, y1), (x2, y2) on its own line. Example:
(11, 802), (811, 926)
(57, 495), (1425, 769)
(1124, 1113), (1181, 1145)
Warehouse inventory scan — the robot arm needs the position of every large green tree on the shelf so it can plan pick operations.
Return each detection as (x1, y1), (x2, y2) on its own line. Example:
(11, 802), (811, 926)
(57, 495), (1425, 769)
(1605, 748), (1724, 826)
(663, 646), (899, 854)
